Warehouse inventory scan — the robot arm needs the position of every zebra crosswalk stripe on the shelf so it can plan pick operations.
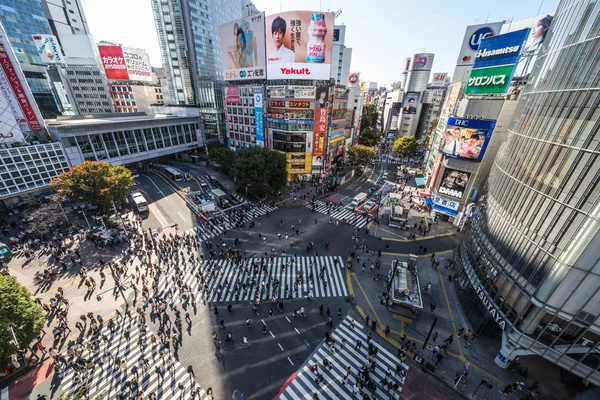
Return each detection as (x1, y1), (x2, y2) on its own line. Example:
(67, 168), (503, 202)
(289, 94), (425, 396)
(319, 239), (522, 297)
(59, 317), (209, 399)
(153, 256), (348, 305)
(307, 201), (370, 229)
(279, 316), (408, 400)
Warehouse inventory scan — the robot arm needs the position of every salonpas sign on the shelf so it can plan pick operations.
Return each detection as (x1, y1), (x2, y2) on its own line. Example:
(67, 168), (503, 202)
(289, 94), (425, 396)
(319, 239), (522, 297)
(465, 64), (515, 95)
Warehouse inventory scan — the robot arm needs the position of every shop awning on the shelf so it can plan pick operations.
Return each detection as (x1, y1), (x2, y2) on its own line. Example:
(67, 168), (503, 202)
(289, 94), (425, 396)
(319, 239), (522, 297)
(415, 177), (426, 187)
(425, 197), (433, 205)
(433, 204), (458, 217)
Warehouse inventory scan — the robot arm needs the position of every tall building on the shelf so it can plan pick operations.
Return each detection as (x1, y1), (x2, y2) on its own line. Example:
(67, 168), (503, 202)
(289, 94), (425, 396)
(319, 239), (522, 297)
(330, 25), (352, 85)
(151, 0), (255, 143)
(397, 53), (434, 138)
(455, 0), (600, 387)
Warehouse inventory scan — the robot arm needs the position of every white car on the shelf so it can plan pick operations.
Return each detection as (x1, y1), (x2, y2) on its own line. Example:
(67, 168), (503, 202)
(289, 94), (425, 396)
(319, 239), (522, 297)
(364, 200), (377, 211)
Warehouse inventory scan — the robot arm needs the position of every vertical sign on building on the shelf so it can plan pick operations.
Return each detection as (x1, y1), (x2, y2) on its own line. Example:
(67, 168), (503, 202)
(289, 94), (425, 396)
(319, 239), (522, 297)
(254, 87), (265, 147)
(0, 43), (42, 132)
(313, 86), (329, 156)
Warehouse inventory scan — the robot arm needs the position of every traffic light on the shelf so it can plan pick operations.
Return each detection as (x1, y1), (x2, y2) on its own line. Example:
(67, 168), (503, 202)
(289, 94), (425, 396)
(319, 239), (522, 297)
(403, 325), (407, 332)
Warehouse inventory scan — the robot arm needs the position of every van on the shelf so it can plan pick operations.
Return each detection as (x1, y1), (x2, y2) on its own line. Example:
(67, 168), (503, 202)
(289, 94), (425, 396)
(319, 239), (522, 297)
(351, 192), (368, 207)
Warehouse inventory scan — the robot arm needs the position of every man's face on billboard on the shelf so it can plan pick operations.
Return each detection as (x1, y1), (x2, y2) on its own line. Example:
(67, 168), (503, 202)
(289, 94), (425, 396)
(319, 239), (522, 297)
(273, 28), (284, 49)
(445, 171), (467, 188)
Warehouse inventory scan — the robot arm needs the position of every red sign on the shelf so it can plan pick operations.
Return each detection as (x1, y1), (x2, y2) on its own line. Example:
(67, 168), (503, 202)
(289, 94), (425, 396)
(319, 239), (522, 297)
(269, 100), (286, 108)
(313, 87), (329, 156)
(98, 45), (129, 80)
(288, 100), (311, 108)
(0, 44), (42, 131)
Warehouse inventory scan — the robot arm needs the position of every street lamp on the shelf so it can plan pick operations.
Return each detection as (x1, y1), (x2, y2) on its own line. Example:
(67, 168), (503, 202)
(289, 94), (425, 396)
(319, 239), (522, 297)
(78, 210), (91, 229)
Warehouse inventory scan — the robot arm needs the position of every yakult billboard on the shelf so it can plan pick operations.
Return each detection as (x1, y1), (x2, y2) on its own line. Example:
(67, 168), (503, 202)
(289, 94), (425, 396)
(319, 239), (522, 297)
(219, 13), (266, 81)
(98, 45), (153, 82)
(266, 11), (334, 80)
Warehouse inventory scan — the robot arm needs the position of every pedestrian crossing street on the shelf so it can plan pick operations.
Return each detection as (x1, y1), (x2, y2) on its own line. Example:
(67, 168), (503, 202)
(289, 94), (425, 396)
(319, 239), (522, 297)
(155, 256), (348, 305)
(307, 201), (370, 229)
(59, 317), (210, 399)
(278, 316), (409, 400)
(183, 203), (278, 240)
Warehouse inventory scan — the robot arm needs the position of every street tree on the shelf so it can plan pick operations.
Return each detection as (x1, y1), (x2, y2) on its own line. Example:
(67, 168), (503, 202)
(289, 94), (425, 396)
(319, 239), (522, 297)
(358, 128), (381, 147)
(208, 145), (238, 176)
(360, 104), (379, 132)
(347, 144), (377, 167)
(393, 136), (418, 157)
(0, 275), (44, 367)
(51, 161), (134, 211)
(233, 147), (287, 196)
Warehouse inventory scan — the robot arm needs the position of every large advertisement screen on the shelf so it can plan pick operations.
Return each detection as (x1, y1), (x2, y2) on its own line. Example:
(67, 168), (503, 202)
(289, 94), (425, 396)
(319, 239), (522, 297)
(473, 28), (530, 69)
(455, 22), (505, 67)
(438, 169), (471, 199)
(32, 34), (65, 65)
(98, 45), (153, 82)
(266, 11), (334, 80)
(312, 86), (329, 156)
(442, 83), (462, 117)
(440, 117), (496, 161)
(219, 13), (266, 81)
(402, 92), (421, 114)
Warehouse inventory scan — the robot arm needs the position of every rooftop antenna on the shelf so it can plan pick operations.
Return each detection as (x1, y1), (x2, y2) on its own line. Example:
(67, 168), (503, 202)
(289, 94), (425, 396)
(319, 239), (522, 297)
(537, 0), (545, 15)
(486, 12), (489, 23)
(333, 10), (342, 19)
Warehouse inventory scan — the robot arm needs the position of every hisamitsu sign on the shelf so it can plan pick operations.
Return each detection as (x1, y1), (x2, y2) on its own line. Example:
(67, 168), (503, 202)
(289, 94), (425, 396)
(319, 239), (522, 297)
(473, 28), (530, 69)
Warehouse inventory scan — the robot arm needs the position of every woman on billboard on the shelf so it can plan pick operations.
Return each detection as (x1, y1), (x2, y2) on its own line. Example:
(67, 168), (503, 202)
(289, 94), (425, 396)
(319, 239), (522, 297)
(316, 88), (328, 107)
(459, 133), (482, 159)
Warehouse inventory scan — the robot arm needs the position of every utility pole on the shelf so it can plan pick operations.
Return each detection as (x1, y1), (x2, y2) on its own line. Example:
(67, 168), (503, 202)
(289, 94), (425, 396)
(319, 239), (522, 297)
(422, 317), (438, 349)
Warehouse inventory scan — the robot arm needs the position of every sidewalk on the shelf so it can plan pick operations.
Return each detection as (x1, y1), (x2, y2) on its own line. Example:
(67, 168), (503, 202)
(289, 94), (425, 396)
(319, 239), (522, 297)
(346, 247), (575, 400)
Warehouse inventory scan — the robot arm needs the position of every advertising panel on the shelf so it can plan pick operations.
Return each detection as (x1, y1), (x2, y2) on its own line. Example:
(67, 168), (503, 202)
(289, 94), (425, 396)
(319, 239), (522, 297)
(269, 100), (286, 108)
(465, 64), (515, 95)
(32, 34), (65, 64)
(432, 196), (460, 211)
(266, 11), (335, 80)
(442, 83), (462, 117)
(268, 85), (286, 98)
(431, 72), (448, 87)
(440, 117), (496, 161)
(348, 73), (359, 86)
(219, 13), (266, 81)
(254, 87), (265, 147)
(332, 28), (340, 42)
(330, 130), (344, 144)
(312, 86), (329, 156)
(390, 115), (399, 131)
(438, 169), (471, 199)
(291, 85), (315, 99)
(402, 91), (421, 114)
(312, 155), (324, 165)
(225, 86), (241, 104)
(98, 45), (152, 81)
(473, 29), (530, 69)
(403, 58), (411, 72)
(288, 100), (311, 108)
(0, 43), (42, 132)
(455, 22), (505, 67)
(411, 53), (433, 71)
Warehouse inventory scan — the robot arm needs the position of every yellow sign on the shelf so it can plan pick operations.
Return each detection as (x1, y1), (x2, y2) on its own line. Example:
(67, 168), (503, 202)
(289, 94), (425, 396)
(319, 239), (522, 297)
(330, 136), (345, 144)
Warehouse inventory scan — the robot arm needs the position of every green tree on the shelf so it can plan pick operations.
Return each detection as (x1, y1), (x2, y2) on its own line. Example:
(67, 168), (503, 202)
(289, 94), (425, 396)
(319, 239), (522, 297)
(347, 144), (377, 167)
(233, 147), (287, 196)
(360, 104), (379, 132)
(358, 128), (381, 147)
(209, 146), (238, 177)
(51, 161), (134, 211)
(0, 275), (44, 366)
(392, 136), (418, 157)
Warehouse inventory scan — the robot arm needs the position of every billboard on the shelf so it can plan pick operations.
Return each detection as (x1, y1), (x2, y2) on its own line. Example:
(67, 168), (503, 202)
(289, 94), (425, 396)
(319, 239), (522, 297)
(268, 85), (286, 98)
(439, 169), (471, 199)
(32, 34), (65, 65)
(266, 11), (335, 80)
(432, 196), (460, 211)
(98, 45), (153, 82)
(390, 115), (399, 131)
(411, 53), (433, 71)
(219, 13), (266, 81)
(348, 73), (359, 86)
(291, 85), (315, 99)
(0, 43), (42, 132)
(254, 87), (265, 147)
(312, 86), (329, 156)
(442, 83), (463, 116)
(402, 91), (421, 114)
(464, 64), (515, 95)
(403, 58), (411, 72)
(440, 117), (496, 161)
(431, 72), (448, 87)
(455, 22), (505, 67)
(473, 29), (530, 69)
(225, 86), (240, 104)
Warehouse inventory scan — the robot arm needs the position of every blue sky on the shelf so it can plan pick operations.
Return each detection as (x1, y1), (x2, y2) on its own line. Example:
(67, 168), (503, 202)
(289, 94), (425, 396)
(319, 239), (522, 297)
(81, 0), (559, 87)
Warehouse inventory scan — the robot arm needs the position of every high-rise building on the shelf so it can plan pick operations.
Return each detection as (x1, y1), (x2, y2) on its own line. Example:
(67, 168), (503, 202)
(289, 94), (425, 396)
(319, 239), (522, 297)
(396, 53), (434, 138)
(455, 0), (600, 386)
(330, 25), (352, 85)
(151, 0), (255, 143)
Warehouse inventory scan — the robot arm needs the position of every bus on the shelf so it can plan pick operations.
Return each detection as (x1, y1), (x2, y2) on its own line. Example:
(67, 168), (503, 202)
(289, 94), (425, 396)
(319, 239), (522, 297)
(130, 191), (148, 212)
(155, 164), (183, 181)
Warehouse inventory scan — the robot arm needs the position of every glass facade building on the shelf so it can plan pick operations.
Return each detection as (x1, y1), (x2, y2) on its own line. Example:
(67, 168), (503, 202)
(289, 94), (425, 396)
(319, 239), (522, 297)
(455, 0), (600, 385)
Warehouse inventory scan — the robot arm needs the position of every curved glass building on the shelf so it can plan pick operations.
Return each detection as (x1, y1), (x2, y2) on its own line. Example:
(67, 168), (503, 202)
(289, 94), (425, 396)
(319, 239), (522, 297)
(455, 0), (600, 385)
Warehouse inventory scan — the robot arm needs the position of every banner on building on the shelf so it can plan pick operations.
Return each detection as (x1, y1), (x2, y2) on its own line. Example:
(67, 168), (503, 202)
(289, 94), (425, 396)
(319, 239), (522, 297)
(473, 28), (530, 69)
(431, 72), (448, 87)
(455, 22), (505, 67)
(225, 86), (241, 104)
(312, 86), (329, 156)
(438, 169), (471, 199)
(464, 64), (516, 95)
(440, 117), (496, 161)
(266, 11), (335, 80)
(254, 87), (265, 147)
(290, 85), (315, 99)
(410, 53), (433, 71)
(32, 34), (65, 65)
(98, 45), (152, 82)
(219, 13), (267, 81)
(402, 91), (421, 114)
(442, 83), (463, 117)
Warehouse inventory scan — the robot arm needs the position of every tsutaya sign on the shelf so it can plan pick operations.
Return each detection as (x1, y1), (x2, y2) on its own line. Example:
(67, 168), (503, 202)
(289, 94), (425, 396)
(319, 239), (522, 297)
(475, 284), (506, 330)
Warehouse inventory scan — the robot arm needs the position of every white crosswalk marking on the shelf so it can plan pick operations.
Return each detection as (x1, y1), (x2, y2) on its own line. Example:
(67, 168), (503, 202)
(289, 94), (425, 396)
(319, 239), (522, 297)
(182, 203), (278, 241)
(154, 256), (348, 305)
(59, 318), (209, 399)
(278, 316), (409, 400)
(307, 200), (370, 229)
